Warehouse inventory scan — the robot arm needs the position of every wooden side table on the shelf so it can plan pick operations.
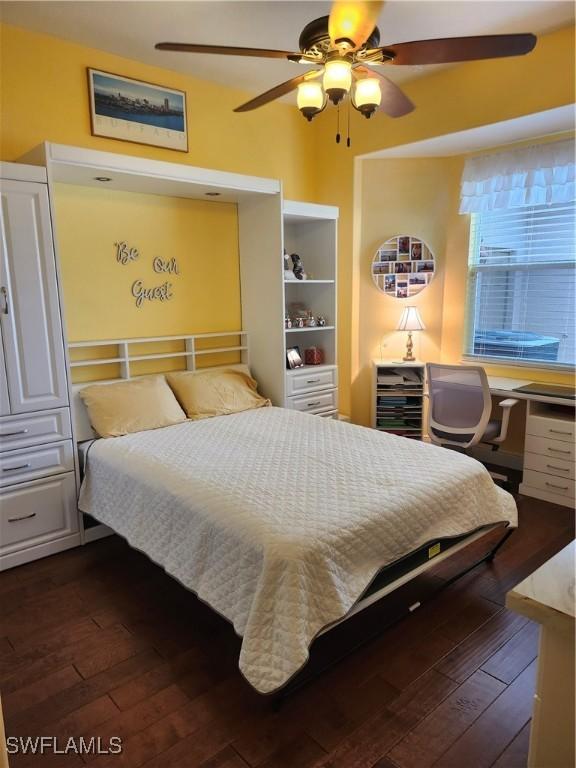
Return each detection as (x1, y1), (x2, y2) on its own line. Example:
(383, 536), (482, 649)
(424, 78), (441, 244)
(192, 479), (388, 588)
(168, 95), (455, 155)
(506, 542), (575, 768)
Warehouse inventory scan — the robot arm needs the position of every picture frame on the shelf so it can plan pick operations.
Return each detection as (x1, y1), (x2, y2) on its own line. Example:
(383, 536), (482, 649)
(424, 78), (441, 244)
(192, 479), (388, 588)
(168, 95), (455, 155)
(372, 234), (436, 299)
(87, 68), (188, 152)
(286, 346), (304, 369)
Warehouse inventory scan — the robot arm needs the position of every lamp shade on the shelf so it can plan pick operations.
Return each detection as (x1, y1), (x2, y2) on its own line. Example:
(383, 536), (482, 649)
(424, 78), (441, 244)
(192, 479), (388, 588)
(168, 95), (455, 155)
(397, 306), (425, 331)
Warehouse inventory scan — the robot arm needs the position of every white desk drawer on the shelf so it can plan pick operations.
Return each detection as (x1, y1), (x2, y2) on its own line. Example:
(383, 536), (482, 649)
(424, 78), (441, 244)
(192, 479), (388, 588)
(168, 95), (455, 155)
(522, 469), (575, 499)
(287, 389), (338, 414)
(0, 441), (74, 487)
(0, 472), (78, 555)
(525, 452), (575, 481)
(526, 415), (575, 443)
(525, 434), (575, 463)
(0, 408), (72, 452)
(286, 367), (337, 396)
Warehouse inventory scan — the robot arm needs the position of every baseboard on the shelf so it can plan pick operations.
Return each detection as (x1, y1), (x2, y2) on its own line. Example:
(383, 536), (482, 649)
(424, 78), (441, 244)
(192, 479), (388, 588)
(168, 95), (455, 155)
(469, 446), (523, 471)
(83, 523), (114, 543)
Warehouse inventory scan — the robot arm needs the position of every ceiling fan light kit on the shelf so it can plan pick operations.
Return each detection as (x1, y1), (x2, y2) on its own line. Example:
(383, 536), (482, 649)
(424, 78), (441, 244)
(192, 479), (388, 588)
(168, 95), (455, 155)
(155, 1), (537, 141)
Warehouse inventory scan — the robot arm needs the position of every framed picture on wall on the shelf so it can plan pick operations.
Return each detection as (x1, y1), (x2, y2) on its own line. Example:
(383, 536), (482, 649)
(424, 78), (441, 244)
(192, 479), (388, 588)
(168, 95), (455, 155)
(87, 68), (188, 152)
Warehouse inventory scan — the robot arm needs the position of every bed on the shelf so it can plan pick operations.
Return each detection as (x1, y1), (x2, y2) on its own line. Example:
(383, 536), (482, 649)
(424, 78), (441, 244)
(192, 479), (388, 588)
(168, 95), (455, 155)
(78, 405), (517, 695)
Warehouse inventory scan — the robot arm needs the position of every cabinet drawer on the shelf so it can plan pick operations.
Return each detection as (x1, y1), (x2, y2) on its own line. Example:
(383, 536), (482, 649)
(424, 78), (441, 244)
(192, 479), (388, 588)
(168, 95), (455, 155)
(0, 472), (78, 555)
(0, 408), (72, 452)
(286, 367), (337, 396)
(526, 415), (575, 443)
(287, 389), (337, 414)
(0, 440), (74, 487)
(524, 452), (575, 481)
(522, 469), (575, 499)
(525, 434), (575, 463)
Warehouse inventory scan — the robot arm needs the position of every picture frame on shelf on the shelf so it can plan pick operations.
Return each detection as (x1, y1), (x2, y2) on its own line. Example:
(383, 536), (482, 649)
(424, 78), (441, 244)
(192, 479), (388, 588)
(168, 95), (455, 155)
(286, 346), (304, 369)
(87, 68), (188, 152)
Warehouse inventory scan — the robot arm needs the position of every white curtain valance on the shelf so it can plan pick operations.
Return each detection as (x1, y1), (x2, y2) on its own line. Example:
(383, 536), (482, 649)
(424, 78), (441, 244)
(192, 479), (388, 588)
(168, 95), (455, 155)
(459, 139), (575, 213)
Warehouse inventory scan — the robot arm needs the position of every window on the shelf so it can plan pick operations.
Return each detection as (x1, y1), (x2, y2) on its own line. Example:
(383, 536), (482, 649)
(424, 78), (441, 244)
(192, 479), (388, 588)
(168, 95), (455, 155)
(464, 201), (575, 368)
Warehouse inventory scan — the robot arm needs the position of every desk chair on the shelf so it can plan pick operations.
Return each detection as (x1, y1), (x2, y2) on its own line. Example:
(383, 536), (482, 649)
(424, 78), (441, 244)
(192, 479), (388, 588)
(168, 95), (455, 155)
(426, 364), (519, 483)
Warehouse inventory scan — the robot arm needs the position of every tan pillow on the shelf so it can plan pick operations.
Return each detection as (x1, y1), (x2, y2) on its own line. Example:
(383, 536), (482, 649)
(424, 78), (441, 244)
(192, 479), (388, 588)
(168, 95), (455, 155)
(79, 376), (187, 438)
(166, 368), (270, 420)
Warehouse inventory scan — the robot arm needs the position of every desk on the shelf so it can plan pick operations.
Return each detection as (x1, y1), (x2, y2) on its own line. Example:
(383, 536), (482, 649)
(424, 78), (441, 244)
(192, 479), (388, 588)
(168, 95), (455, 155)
(506, 542), (575, 768)
(486, 377), (575, 508)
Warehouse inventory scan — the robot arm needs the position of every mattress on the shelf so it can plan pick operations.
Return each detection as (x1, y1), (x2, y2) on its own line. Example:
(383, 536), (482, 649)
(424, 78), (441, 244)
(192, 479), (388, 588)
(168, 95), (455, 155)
(78, 406), (517, 693)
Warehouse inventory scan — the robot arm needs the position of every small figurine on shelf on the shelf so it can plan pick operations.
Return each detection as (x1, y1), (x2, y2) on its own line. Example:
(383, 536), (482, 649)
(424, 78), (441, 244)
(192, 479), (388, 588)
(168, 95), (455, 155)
(305, 346), (325, 365)
(284, 251), (296, 281)
(296, 316), (305, 328)
(316, 315), (327, 327)
(305, 311), (316, 327)
(291, 253), (307, 280)
(284, 314), (292, 329)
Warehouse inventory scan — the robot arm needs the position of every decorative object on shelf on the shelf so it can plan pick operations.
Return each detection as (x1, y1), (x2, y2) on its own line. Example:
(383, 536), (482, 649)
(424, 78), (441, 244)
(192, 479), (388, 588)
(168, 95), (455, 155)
(284, 250), (297, 281)
(316, 315), (327, 327)
(305, 346), (325, 365)
(156, 5), (536, 142)
(286, 346), (304, 369)
(291, 253), (307, 280)
(397, 306), (425, 362)
(285, 314), (292, 329)
(305, 311), (316, 327)
(88, 68), (188, 152)
(372, 235), (435, 298)
(296, 316), (305, 328)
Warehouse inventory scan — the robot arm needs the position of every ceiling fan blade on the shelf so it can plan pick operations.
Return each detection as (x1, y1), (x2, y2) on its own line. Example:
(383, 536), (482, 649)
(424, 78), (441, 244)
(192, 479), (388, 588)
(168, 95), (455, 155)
(155, 42), (300, 59)
(234, 71), (322, 112)
(328, 0), (384, 51)
(380, 33), (537, 66)
(355, 66), (414, 117)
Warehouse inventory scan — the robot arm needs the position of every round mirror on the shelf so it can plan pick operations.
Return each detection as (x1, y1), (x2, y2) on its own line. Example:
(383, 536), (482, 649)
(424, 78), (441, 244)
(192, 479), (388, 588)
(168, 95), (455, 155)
(371, 235), (435, 299)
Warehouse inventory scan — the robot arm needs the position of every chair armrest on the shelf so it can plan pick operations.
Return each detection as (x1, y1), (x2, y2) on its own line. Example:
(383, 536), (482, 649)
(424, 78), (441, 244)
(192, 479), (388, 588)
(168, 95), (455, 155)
(498, 398), (519, 409)
(491, 399), (520, 444)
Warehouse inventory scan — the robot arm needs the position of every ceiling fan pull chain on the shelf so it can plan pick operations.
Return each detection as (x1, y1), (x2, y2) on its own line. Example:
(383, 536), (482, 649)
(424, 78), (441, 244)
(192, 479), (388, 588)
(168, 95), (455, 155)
(346, 99), (351, 148)
(336, 103), (341, 144)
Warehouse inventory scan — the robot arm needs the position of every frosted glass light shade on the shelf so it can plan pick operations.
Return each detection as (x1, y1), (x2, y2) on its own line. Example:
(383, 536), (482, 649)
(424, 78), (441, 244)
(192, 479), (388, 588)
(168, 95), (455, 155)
(297, 81), (324, 111)
(397, 306), (425, 331)
(323, 59), (352, 103)
(353, 77), (382, 108)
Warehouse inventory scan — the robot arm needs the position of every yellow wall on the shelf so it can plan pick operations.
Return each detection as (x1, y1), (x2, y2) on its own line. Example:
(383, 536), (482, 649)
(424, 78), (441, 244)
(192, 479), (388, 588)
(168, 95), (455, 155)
(53, 184), (240, 341)
(0, 23), (317, 200)
(313, 24), (575, 416)
(1, 21), (574, 416)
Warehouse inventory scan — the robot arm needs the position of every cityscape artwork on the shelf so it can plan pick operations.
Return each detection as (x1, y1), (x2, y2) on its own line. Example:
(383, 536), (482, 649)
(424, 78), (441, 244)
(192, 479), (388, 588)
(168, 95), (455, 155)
(88, 69), (188, 151)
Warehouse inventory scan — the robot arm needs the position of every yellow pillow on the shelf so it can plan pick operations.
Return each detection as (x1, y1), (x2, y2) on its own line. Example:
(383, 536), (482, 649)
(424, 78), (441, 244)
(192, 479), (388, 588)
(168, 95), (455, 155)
(166, 368), (270, 420)
(79, 376), (187, 438)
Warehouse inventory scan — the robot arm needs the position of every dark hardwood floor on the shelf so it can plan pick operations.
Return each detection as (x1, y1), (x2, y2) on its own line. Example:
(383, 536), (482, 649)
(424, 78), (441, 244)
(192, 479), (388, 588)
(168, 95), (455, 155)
(1, 495), (573, 768)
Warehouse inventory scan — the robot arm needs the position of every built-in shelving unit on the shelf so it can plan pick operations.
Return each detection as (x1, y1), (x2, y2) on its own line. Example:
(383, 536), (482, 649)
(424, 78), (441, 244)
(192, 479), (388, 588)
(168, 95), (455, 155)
(282, 200), (339, 416)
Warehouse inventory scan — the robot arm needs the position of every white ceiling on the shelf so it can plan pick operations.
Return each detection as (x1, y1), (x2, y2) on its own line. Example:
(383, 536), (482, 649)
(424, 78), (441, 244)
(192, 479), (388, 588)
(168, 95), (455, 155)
(1, 0), (574, 101)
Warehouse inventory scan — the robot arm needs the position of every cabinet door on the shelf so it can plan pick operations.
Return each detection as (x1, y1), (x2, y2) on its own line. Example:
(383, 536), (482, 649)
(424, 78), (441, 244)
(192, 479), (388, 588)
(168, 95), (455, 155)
(0, 324), (10, 416)
(0, 180), (68, 413)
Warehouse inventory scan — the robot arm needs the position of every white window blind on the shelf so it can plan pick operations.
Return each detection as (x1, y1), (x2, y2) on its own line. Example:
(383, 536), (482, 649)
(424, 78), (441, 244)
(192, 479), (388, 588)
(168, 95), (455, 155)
(464, 201), (576, 368)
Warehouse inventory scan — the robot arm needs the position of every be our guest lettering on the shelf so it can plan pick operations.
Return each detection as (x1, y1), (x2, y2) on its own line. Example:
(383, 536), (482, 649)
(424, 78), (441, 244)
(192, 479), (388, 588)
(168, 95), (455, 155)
(131, 280), (174, 309)
(153, 257), (179, 274)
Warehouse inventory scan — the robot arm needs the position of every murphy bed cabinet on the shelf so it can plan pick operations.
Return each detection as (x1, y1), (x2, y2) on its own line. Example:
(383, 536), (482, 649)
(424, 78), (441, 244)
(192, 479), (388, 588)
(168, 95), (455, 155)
(0, 162), (79, 570)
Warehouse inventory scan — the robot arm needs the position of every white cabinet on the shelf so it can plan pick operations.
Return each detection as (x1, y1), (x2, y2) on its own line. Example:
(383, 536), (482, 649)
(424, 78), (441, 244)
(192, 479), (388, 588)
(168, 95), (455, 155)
(0, 165), (79, 569)
(0, 179), (68, 413)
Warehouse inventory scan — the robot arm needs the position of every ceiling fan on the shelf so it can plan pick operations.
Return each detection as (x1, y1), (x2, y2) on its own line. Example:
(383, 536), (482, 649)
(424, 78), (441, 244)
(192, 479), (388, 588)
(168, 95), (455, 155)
(155, 1), (537, 123)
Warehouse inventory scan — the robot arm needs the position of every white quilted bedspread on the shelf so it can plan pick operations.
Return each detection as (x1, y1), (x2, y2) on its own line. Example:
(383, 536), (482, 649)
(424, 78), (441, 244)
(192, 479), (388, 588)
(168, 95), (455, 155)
(79, 407), (517, 693)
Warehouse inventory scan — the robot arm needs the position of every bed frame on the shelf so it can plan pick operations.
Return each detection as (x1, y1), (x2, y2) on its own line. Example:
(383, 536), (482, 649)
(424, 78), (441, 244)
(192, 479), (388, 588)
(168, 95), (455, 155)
(68, 331), (515, 698)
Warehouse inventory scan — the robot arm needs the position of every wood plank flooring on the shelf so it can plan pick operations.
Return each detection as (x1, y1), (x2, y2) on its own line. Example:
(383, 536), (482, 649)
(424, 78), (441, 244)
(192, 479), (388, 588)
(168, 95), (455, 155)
(1, 495), (573, 768)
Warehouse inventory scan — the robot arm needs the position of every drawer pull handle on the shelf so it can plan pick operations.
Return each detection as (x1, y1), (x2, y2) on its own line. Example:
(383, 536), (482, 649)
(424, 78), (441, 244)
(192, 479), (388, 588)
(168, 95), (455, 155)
(548, 447), (571, 455)
(546, 464), (570, 472)
(306, 379), (321, 384)
(549, 429), (572, 436)
(307, 402), (322, 408)
(1, 429), (29, 437)
(545, 481), (569, 491)
(2, 463), (31, 472)
(7, 512), (36, 523)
